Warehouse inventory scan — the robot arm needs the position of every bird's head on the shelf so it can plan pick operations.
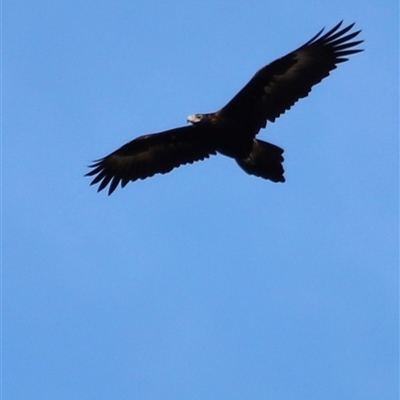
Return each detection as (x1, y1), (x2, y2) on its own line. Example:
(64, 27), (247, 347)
(187, 114), (204, 125)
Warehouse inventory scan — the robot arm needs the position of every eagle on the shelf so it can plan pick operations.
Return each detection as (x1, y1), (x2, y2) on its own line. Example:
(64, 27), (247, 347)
(87, 21), (363, 195)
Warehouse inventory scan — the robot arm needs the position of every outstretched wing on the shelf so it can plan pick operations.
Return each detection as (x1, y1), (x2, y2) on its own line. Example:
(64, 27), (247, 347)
(86, 126), (216, 195)
(219, 21), (363, 133)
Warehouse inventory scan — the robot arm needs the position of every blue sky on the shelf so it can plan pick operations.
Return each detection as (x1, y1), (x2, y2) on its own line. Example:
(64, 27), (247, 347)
(4, 1), (398, 399)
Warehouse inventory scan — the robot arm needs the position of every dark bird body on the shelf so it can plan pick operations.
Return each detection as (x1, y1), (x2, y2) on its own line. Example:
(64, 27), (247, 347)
(87, 22), (363, 195)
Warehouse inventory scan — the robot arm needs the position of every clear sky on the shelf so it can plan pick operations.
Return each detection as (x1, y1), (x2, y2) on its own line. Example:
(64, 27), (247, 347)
(4, 1), (398, 399)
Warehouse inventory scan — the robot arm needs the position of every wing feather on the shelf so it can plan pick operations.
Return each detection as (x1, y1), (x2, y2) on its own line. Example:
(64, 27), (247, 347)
(219, 21), (363, 132)
(86, 126), (216, 195)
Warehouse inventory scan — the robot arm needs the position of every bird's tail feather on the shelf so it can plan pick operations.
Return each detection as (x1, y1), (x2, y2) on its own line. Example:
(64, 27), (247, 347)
(236, 139), (285, 182)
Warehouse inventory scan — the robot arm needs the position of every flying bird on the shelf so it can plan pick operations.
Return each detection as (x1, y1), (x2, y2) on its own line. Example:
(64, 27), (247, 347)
(87, 21), (363, 195)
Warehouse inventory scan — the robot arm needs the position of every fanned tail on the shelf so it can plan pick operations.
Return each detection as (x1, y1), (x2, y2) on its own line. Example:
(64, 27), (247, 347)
(236, 139), (285, 182)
